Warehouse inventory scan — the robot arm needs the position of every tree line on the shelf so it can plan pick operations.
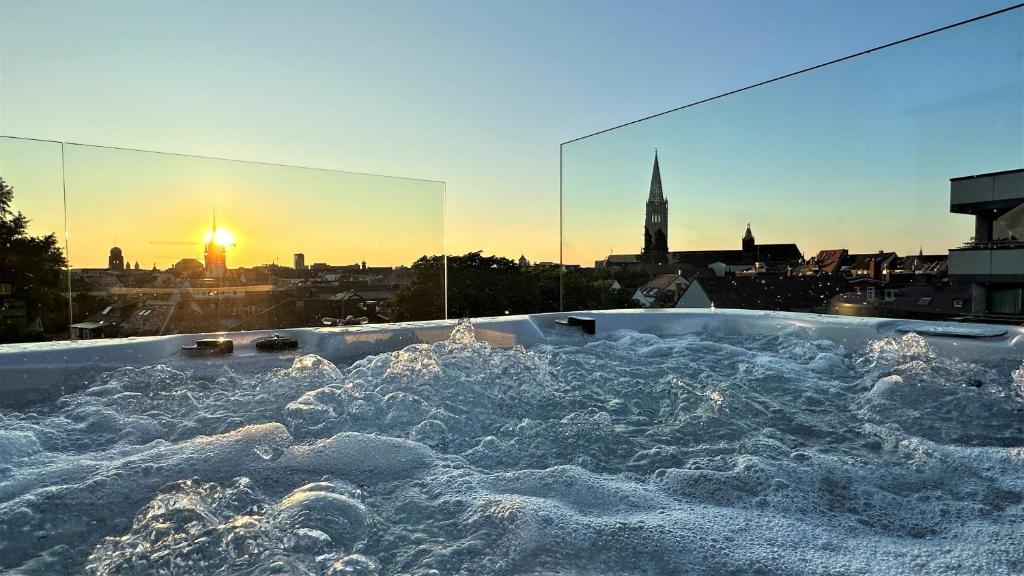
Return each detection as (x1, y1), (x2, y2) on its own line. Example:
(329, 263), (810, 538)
(388, 252), (646, 321)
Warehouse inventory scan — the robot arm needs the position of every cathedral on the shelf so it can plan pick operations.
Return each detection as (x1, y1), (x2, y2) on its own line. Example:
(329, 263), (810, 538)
(603, 151), (802, 273)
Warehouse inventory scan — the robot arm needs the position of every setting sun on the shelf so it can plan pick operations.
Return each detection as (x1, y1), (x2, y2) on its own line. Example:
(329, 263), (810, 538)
(204, 228), (235, 246)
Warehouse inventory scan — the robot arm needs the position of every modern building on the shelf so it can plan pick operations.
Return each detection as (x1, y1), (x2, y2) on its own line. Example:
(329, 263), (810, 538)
(294, 253), (306, 270)
(108, 247), (125, 271)
(947, 168), (1024, 318)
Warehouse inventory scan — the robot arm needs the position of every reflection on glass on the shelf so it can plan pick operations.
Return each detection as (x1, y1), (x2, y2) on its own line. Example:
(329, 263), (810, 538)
(0, 139), (445, 342)
(0, 136), (69, 342)
(561, 7), (1023, 323)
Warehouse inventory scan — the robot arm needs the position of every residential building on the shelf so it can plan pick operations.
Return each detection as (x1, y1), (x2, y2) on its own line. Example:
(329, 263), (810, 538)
(677, 275), (847, 313)
(947, 168), (1024, 319)
(632, 273), (688, 308)
(830, 277), (971, 321)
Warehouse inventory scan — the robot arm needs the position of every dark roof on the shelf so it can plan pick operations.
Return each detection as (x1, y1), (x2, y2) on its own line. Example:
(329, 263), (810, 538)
(671, 250), (745, 267)
(756, 243), (802, 263)
(119, 302), (176, 336)
(693, 275), (848, 311)
(606, 254), (641, 264)
(898, 254), (948, 274)
(846, 252), (898, 270)
(641, 273), (682, 291)
(811, 249), (847, 274)
(888, 284), (971, 316)
(668, 244), (802, 268)
(832, 281), (971, 319)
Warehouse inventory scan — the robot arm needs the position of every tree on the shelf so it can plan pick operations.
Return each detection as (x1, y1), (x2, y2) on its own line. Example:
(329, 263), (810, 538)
(0, 177), (68, 342)
(387, 251), (639, 321)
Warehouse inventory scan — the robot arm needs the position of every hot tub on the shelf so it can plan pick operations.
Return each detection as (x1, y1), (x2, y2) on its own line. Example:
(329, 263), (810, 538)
(1, 310), (1022, 575)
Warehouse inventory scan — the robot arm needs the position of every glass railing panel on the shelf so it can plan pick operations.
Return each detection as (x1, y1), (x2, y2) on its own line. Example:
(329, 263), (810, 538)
(0, 136), (70, 342)
(561, 6), (1023, 322)
(59, 143), (445, 340)
(0, 137), (446, 346)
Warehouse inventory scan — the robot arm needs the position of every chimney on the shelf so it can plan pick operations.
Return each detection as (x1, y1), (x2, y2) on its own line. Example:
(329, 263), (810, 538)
(868, 258), (881, 280)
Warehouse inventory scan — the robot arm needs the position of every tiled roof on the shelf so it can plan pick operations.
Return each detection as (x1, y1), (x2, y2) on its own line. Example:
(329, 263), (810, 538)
(641, 274), (682, 291)
(694, 275), (848, 311)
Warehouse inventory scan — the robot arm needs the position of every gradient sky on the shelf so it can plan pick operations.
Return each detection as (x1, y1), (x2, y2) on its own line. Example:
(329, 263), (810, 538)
(1, 0), (1020, 268)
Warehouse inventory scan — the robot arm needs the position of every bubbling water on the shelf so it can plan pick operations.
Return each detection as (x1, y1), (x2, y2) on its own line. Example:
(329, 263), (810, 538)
(1, 320), (1022, 575)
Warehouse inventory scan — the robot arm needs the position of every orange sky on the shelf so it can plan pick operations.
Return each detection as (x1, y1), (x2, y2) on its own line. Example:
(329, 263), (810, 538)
(2, 138), (445, 269)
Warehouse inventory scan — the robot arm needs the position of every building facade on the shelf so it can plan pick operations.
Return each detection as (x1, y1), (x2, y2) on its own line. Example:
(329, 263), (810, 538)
(947, 168), (1024, 319)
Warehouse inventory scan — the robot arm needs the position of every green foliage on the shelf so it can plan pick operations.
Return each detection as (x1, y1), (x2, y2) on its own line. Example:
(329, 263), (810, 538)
(0, 177), (69, 342)
(389, 251), (641, 321)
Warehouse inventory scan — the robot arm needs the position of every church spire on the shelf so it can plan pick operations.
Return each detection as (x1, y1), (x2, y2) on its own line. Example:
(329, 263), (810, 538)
(648, 150), (665, 202)
(642, 150), (669, 263)
(742, 221), (756, 260)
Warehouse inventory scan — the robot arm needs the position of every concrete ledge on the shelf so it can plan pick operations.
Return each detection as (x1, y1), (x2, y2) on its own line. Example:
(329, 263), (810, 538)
(2, 309), (1022, 406)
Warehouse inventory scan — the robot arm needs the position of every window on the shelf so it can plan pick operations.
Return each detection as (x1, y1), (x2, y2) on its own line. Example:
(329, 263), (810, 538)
(866, 287), (876, 300)
(953, 299), (963, 308)
(884, 289), (897, 302)
(990, 288), (1023, 315)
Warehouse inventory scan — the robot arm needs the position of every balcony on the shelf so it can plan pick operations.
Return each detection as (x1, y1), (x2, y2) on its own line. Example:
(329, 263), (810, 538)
(950, 169), (1024, 214)
(948, 240), (1024, 282)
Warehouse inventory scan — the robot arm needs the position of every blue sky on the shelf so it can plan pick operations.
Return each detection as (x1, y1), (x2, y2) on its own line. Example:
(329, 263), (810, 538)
(1, 0), (1019, 263)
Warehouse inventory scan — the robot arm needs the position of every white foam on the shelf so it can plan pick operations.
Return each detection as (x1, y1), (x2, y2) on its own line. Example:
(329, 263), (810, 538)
(1, 322), (1022, 575)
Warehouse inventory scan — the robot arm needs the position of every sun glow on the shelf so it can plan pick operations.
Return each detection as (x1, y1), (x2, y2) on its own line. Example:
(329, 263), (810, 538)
(204, 228), (235, 246)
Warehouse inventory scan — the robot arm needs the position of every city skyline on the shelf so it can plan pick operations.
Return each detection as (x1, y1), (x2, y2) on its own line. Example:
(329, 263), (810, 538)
(1, 139), (1016, 271)
(562, 7), (1022, 266)
(2, 5), (1020, 268)
(0, 136), (445, 269)
(1, 1), (1015, 264)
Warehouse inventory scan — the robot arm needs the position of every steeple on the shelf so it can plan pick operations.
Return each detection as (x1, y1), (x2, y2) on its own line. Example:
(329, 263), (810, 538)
(648, 149), (665, 202)
(642, 150), (669, 264)
(742, 222), (756, 261)
(204, 209), (227, 279)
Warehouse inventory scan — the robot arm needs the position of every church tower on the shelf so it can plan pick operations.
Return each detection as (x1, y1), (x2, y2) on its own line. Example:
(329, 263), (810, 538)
(641, 151), (669, 263)
(742, 222), (756, 261)
(204, 210), (227, 279)
(108, 246), (125, 271)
